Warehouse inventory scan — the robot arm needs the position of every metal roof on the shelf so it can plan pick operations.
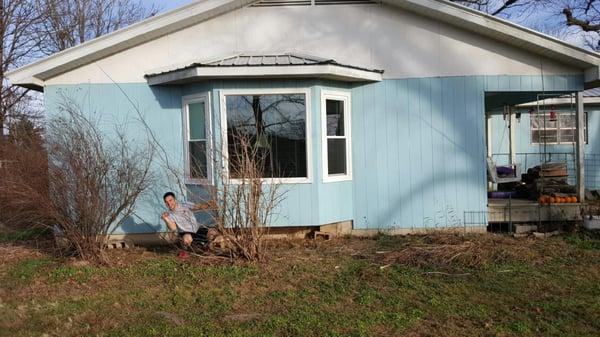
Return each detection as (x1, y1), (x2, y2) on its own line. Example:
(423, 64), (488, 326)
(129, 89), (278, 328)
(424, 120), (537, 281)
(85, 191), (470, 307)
(584, 88), (600, 97)
(145, 53), (384, 78)
(145, 53), (384, 84)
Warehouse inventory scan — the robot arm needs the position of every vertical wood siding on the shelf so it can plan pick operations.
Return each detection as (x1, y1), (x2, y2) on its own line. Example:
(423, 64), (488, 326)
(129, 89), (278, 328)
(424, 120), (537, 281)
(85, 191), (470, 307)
(44, 74), (584, 233)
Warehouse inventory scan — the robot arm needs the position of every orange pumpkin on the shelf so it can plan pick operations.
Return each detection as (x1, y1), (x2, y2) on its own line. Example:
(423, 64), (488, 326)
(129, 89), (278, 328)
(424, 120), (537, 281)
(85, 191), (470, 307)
(549, 197), (556, 204)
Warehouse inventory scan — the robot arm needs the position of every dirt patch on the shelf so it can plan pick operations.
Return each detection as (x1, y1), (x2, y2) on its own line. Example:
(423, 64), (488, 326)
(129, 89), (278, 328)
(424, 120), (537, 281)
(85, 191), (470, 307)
(223, 313), (263, 323)
(155, 311), (185, 326)
(0, 242), (48, 265)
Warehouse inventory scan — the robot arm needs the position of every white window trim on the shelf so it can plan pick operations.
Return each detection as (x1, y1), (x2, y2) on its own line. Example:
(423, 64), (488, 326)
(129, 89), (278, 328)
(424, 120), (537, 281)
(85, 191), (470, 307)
(182, 93), (213, 185)
(530, 112), (587, 145)
(321, 90), (352, 183)
(219, 88), (313, 184)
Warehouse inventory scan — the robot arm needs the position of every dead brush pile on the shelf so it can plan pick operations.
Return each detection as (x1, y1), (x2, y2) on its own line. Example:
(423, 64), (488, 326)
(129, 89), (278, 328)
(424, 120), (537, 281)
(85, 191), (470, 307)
(379, 233), (547, 271)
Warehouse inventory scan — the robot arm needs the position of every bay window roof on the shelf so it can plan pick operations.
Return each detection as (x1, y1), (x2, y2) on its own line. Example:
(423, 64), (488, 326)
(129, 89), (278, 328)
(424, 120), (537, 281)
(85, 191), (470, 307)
(145, 53), (384, 85)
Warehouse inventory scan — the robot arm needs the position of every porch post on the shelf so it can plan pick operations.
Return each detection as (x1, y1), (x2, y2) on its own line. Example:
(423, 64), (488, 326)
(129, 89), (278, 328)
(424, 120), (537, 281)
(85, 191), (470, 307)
(576, 91), (585, 202)
(486, 113), (492, 158)
(509, 107), (516, 165)
(486, 113), (493, 190)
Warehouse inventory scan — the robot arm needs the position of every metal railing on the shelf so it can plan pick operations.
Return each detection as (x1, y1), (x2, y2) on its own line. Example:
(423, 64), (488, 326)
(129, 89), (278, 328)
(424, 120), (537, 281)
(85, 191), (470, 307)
(492, 152), (600, 189)
(492, 152), (577, 184)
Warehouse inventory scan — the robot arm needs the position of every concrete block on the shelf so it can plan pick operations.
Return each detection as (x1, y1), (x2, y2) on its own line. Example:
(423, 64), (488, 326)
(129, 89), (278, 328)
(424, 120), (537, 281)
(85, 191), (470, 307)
(584, 216), (600, 230)
(514, 224), (537, 234)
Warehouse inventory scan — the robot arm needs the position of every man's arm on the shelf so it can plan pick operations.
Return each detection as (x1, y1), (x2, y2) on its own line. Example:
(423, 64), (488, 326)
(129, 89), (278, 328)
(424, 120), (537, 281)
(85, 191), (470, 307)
(162, 212), (178, 231)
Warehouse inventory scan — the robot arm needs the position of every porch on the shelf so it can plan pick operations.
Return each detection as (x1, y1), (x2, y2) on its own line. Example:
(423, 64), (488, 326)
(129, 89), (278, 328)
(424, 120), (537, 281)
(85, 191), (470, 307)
(485, 91), (587, 226)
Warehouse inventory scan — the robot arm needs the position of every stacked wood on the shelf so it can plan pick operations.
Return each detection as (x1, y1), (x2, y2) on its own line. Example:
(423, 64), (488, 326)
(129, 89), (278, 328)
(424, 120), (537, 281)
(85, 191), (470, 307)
(527, 162), (568, 180)
(523, 162), (576, 198)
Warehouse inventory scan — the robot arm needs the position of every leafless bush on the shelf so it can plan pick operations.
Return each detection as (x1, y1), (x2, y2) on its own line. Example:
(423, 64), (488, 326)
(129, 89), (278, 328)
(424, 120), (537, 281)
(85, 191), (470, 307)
(209, 131), (285, 261)
(44, 98), (155, 262)
(1, 97), (155, 262)
(0, 122), (51, 231)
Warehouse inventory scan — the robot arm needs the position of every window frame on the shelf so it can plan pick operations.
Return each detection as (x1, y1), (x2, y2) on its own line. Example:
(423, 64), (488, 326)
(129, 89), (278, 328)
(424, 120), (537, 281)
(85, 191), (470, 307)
(530, 111), (588, 145)
(321, 90), (352, 183)
(182, 93), (213, 185)
(219, 88), (313, 184)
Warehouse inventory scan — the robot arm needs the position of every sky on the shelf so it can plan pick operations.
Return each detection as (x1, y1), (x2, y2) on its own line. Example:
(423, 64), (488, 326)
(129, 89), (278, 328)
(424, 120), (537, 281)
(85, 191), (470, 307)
(144, 0), (196, 13)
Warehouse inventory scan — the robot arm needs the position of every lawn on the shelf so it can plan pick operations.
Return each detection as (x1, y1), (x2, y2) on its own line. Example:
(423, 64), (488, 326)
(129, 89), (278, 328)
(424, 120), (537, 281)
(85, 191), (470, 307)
(1, 230), (600, 337)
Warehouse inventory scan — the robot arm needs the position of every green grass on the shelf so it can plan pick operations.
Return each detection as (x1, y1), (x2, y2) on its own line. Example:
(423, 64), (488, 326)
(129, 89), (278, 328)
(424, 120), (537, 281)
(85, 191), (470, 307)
(1, 232), (600, 337)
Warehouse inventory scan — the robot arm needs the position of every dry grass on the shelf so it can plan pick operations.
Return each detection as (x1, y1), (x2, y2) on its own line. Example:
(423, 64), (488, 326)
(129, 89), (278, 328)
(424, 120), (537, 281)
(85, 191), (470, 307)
(377, 233), (547, 271)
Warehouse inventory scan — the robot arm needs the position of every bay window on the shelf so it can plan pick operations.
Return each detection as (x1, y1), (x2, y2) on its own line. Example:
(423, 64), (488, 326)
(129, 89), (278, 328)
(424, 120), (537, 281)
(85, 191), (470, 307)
(221, 89), (311, 183)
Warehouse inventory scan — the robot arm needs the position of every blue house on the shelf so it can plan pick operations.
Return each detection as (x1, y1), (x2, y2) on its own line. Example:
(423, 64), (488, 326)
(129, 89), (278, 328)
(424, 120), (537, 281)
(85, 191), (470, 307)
(7, 0), (600, 241)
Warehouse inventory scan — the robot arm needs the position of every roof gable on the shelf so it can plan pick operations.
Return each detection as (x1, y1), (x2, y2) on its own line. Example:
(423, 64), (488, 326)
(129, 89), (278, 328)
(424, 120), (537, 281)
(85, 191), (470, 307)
(7, 0), (600, 90)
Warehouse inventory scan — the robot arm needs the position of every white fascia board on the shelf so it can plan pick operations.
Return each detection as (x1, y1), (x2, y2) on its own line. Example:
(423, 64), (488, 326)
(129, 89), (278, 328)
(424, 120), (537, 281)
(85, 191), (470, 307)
(517, 96), (600, 107)
(386, 0), (600, 70)
(585, 66), (600, 84)
(6, 0), (254, 87)
(147, 65), (383, 85)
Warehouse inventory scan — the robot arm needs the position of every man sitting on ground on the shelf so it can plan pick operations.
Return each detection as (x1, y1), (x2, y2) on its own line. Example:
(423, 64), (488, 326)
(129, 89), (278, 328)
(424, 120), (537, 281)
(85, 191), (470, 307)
(161, 192), (215, 248)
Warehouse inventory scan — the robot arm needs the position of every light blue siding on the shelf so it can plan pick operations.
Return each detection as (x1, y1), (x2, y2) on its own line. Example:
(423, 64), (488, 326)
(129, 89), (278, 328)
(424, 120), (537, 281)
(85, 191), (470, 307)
(44, 74), (585, 234)
(351, 76), (488, 230)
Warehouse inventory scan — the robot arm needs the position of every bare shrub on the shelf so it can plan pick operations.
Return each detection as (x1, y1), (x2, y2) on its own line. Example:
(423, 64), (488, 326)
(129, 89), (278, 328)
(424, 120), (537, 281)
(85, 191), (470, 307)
(0, 119), (51, 232)
(1, 97), (155, 262)
(209, 132), (285, 261)
(44, 98), (156, 262)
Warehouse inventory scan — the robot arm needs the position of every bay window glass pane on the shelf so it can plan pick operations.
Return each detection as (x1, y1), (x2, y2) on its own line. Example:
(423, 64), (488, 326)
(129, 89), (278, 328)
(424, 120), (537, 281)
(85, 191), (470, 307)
(327, 139), (347, 175)
(188, 102), (206, 140)
(326, 99), (344, 136)
(189, 140), (207, 179)
(226, 94), (307, 178)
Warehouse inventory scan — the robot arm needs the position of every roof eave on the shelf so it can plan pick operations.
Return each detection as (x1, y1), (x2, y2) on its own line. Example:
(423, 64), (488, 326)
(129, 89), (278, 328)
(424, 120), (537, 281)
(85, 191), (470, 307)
(385, 0), (600, 75)
(7, 0), (600, 89)
(6, 0), (254, 86)
(146, 65), (383, 85)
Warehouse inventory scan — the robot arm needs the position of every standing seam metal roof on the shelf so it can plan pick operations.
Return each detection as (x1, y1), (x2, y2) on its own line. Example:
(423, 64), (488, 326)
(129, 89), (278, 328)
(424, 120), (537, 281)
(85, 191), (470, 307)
(145, 53), (385, 77)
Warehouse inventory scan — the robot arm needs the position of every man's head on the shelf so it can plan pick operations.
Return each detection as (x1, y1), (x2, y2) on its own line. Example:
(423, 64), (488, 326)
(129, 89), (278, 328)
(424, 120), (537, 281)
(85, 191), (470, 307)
(163, 192), (178, 211)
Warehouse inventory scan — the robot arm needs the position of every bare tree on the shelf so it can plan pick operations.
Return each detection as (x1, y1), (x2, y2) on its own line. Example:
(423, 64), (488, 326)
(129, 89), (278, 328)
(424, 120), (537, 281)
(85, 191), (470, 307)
(0, 0), (42, 144)
(35, 0), (159, 55)
(1, 0), (156, 145)
(560, 0), (600, 50)
(449, 0), (600, 50)
(450, 0), (541, 17)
